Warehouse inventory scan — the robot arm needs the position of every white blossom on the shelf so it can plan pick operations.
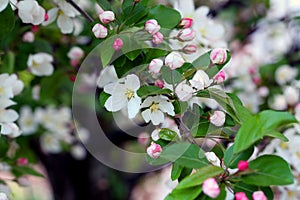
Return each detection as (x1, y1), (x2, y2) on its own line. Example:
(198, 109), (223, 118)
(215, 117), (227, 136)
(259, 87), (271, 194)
(18, 106), (39, 135)
(141, 95), (175, 125)
(104, 74), (141, 119)
(27, 53), (54, 76)
(189, 70), (212, 90)
(17, 0), (45, 25)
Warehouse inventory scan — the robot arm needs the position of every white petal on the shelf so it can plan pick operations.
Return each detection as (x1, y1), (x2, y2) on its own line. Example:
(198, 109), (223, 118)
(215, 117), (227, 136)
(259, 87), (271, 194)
(159, 101), (175, 116)
(104, 95), (126, 112)
(141, 96), (154, 108)
(57, 14), (74, 34)
(0, 109), (19, 122)
(42, 7), (59, 26)
(127, 97), (141, 118)
(0, 0), (8, 12)
(97, 65), (119, 88)
(142, 109), (151, 123)
(150, 110), (164, 125)
(125, 74), (140, 91)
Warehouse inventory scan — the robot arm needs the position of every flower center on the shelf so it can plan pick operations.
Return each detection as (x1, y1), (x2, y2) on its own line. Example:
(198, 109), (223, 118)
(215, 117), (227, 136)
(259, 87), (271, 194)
(150, 103), (159, 112)
(125, 89), (134, 100)
(280, 142), (288, 149)
(0, 86), (4, 95)
(296, 152), (300, 159)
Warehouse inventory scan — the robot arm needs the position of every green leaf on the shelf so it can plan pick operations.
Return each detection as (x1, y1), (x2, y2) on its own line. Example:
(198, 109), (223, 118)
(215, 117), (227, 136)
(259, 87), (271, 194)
(125, 49), (142, 61)
(100, 39), (115, 67)
(137, 85), (172, 98)
(147, 5), (181, 29)
(12, 166), (44, 178)
(0, 51), (15, 73)
(192, 51), (211, 70)
(241, 155), (294, 186)
(147, 142), (209, 169)
(0, 5), (15, 40)
(173, 100), (188, 114)
(265, 131), (288, 142)
(161, 66), (183, 85)
(165, 186), (202, 200)
(224, 144), (254, 168)
(197, 88), (253, 125)
(99, 91), (110, 107)
(96, 0), (111, 10)
(234, 110), (297, 153)
(159, 128), (178, 141)
(171, 162), (183, 181)
(176, 165), (224, 189)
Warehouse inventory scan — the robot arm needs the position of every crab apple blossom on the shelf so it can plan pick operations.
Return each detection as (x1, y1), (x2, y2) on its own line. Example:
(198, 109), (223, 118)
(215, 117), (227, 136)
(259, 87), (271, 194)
(284, 86), (299, 105)
(182, 44), (197, 54)
(152, 32), (164, 45)
(275, 65), (298, 85)
(189, 70), (212, 90)
(99, 11), (115, 24)
(92, 23), (108, 38)
(97, 65), (119, 88)
(235, 192), (249, 200)
(205, 152), (221, 167)
(202, 178), (220, 198)
(22, 31), (35, 43)
(145, 19), (160, 35)
(17, 0), (45, 25)
(175, 81), (194, 102)
(67, 46), (84, 60)
(238, 160), (249, 171)
(210, 110), (226, 127)
(165, 52), (185, 70)
(147, 142), (162, 158)
(17, 158), (28, 166)
(141, 95), (175, 125)
(154, 80), (164, 89)
(0, 74), (24, 98)
(18, 106), (38, 135)
(0, 122), (22, 138)
(113, 38), (124, 51)
(210, 48), (228, 65)
(178, 18), (193, 29)
(177, 28), (196, 42)
(214, 71), (226, 84)
(252, 191), (267, 200)
(149, 58), (163, 74)
(0, 98), (19, 123)
(27, 53), (54, 76)
(104, 74), (141, 119)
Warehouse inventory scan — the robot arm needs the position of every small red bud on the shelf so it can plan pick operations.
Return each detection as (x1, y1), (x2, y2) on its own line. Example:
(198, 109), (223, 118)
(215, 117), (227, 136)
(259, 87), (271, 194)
(238, 160), (249, 171)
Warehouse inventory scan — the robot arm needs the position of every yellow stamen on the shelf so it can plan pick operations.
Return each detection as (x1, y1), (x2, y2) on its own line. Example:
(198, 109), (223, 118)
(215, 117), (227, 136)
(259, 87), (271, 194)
(280, 142), (288, 149)
(125, 89), (134, 100)
(150, 103), (159, 112)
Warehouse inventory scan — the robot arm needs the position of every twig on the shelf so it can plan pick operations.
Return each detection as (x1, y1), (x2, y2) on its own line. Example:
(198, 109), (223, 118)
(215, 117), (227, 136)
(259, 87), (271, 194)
(66, 0), (94, 23)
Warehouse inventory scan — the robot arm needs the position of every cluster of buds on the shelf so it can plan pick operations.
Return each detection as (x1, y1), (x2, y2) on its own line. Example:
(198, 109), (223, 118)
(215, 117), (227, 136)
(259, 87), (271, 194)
(235, 191), (267, 200)
(92, 10), (115, 39)
(145, 19), (164, 45)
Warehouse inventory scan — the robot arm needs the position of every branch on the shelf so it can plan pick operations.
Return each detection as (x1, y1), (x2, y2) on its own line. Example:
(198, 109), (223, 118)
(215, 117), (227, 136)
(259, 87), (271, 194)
(66, 0), (94, 23)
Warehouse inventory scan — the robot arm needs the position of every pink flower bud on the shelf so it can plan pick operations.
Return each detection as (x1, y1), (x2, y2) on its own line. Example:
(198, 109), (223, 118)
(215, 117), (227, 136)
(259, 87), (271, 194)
(92, 23), (108, 39)
(99, 11), (115, 24)
(145, 19), (160, 35)
(202, 178), (220, 198)
(252, 76), (261, 85)
(113, 38), (123, 51)
(210, 111), (226, 127)
(67, 47), (84, 60)
(44, 13), (49, 21)
(149, 58), (163, 74)
(214, 71), (225, 84)
(210, 48), (227, 65)
(152, 32), (164, 45)
(22, 31), (35, 43)
(177, 28), (195, 42)
(147, 142), (162, 158)
(17, 158), (28, 166)
(154, 80), (164, 89)
(248, 66), (257, 75)
(32, 25), (39, 33)
(179, 18), (193, 28)
(252, 191), (267, 200)
(70, 60), (80, 67)
(182, 44), (197, 54)
(238, 160), (249, 171)
(235, 192), (249, 200)
(69, 75), (76, 82)
(138, 132), (149, 146)
(165, 52), (185, 70)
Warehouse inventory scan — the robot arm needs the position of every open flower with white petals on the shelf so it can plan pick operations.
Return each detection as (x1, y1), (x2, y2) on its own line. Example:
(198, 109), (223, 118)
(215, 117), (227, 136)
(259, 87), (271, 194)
(141, 95), (175, 125)
(104, 74), (141, 119)
(0, 98), (19, 123)
(17, 0), (46, 25)
(42, 0), (80, 34)
(0, 74), (24, 98)
(189, 70), (212, 90)
(18, 106), (39, 135)
(27, 53), (54, 76)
